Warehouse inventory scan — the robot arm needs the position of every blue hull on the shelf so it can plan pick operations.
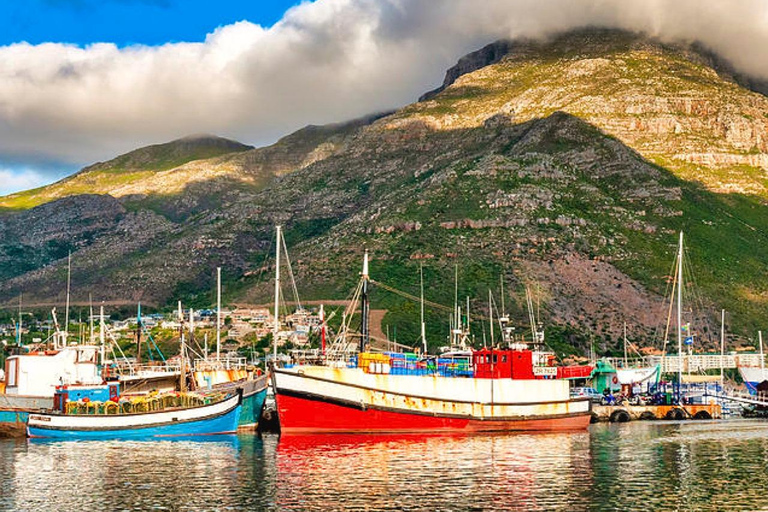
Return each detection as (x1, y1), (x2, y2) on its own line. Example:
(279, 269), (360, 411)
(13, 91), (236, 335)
(27, 403), (242, 441)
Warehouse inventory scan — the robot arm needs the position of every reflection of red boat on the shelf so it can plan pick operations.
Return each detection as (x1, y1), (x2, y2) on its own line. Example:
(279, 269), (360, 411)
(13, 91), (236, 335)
(274, 348), (591, 434)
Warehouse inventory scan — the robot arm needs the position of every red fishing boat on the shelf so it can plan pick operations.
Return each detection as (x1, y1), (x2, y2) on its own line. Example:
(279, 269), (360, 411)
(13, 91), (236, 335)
(272, 253), (591, 434)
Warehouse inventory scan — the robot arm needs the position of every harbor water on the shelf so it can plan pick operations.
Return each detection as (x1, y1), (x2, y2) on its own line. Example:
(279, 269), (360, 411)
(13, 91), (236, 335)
(2, 420), (768, 511)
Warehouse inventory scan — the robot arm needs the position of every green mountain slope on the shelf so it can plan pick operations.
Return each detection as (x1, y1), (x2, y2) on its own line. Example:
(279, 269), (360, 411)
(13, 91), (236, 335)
(0, 135), (253, 210)
(2, 29), (768, 355)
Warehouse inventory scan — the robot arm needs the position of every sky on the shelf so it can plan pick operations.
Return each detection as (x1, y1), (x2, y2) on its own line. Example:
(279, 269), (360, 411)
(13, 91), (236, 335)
(1, 0), (768, 196)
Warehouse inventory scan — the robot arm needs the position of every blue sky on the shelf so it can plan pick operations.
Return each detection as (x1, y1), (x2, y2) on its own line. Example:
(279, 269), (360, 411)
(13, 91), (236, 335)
(0, 0), (305, 47)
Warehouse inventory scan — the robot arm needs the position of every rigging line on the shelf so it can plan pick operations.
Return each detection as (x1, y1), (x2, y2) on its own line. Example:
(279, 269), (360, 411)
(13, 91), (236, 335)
(370, 279), (494, 321)
(660, 249), (679, 356)
(281, 234), (303, 311)
(652, 244), (679, 347)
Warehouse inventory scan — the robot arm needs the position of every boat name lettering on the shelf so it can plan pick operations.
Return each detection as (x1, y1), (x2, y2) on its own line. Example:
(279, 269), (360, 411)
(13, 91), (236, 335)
(533, 367), (557, 377)
(29, 415), (51, 422)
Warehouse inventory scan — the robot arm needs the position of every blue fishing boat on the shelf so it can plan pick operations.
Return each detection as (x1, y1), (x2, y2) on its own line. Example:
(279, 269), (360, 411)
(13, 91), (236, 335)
(26, 389), (242, 440)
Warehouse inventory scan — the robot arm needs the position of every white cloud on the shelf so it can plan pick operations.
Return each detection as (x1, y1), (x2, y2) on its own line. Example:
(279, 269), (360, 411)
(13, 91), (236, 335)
(1, 0), (768, 190)
(0, 166), (68, 196)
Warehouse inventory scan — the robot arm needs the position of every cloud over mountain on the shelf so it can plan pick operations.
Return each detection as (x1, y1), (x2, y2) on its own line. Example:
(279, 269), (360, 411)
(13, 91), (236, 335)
(1, 0), (767, 179)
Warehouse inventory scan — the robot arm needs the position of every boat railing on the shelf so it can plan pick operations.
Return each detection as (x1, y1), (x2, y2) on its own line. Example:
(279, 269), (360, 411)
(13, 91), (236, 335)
(193, 357), (250, 372)
(112, 361), (182, 376)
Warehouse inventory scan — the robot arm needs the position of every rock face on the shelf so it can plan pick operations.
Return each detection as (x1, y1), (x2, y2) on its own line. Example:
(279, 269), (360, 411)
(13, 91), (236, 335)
(419, 40), (512, 101)
(2, 29), (768, 353)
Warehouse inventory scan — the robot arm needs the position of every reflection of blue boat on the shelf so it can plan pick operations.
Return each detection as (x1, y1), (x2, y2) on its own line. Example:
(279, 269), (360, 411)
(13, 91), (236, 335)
(207, 374), (268, 430)
(27, 390), (242, 440)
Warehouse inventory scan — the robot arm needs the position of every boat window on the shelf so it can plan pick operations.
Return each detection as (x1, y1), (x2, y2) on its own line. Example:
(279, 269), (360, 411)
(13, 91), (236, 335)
(493, 355), (498, 364)
(502, 355), (508, 363)
(6, 359), (17, 387)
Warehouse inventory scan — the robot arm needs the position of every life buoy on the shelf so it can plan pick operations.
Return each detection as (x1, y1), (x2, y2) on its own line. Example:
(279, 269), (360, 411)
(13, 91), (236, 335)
(612, 376), (619, 385)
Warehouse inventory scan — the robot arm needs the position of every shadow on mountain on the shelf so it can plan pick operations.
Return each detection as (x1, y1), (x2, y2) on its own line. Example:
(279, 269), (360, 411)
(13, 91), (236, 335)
(2, 112), (768, 346)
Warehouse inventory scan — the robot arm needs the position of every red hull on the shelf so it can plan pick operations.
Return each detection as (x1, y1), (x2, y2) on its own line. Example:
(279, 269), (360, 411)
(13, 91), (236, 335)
(276, 393), (591, 434)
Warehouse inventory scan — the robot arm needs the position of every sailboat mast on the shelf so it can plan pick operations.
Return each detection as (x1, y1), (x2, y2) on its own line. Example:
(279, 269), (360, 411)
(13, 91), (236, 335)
(759, 331), (765, 374)
(677, 231), (684, 396)
(360, 251), (370, 353)
(273, 226), (281, 361)
(216, 267), (222, 362)
(65, 251), (71, 342)
(420, 264), (427, 355)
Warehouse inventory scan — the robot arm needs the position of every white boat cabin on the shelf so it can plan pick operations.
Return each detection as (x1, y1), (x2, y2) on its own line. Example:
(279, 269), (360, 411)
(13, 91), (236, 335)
(3, 345), (102, 398)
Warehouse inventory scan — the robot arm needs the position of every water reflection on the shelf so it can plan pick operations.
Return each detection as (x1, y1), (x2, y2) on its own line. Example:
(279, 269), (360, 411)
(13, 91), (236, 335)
(1, 421), (768, 511)
(275, 432), (592, 511)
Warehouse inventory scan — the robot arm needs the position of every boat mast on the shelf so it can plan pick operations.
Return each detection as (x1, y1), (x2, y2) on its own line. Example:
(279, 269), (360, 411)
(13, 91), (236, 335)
(500, 275), (505, 319)
(136, 302), (143, 365)
(273, 226), (282, 361)
(488, 289), (495, 346)
(623, 322), (628, 367)
(16, 293), (21, 346)
(360, 251), (370, 353)
(759, 331), (765, 375)
(99, 305), (106, 367)
(526, 287), (536, 345)
(454, 265), (459, 346)
(466, 296), (470, 336)
(65, 251), (71, 343)
(189, 307), (194, 346)
(216, 267), (222, 362)
(179, 301), (192, 393)
(420, 264), (427, 355)
(677, 231), (684, 398)
(720, 309), (725, 390)
(320, 304), (326, 355)
(89, 294), (94, 345)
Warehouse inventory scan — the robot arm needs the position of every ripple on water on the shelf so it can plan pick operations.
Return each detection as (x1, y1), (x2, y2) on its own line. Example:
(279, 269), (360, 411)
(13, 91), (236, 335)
(2, 421), (768, 511)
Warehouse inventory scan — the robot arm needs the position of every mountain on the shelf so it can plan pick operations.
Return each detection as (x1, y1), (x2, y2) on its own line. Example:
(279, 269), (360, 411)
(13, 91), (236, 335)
(2, 28), (768, 355)
(0, 135), (254, 211)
